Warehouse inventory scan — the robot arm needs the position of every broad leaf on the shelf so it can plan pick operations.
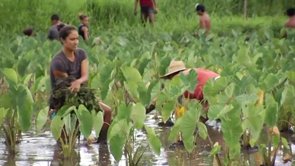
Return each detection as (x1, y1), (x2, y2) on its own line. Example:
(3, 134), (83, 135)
(93, 111), (104, 137)
(121, 66), (142, 83)
(36, 106), (49, 132)
(50, 115), (64, 140)
(0, 107), (8, 125)
(16, 85), (34, 131)
(2, 68), (18, 85)
(131, 103), (146, 129)
(145, 126), (161, 155)
(76, 105), (93, 137)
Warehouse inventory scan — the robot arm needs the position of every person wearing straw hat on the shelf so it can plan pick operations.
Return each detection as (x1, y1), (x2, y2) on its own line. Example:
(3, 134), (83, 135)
(161, 60), (219, 116)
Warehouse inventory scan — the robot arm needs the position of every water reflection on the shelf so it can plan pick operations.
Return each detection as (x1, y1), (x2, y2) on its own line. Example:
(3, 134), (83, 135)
(0, 112), (294, 166)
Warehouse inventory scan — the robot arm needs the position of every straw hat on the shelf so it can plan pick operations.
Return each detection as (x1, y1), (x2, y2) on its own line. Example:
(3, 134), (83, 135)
(161, 60), (186, 78)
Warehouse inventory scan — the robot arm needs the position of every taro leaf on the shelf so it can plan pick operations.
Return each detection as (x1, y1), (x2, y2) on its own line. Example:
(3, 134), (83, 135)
(0, 107), (8, 125)
(115, 103), (131, 121)
(50, 115), (64, 140)
(145, 126), (161, 155)
(93, 111), (104, 137)
(131, 103), (146, 129)
(57, 105), (76, 117)
(124, 81), (139, 102)
(22, 73), (33, 87)
(2, 68), (18, 85)
(179, 102), (200, 153)
(121, 66), (142, 83)
(204, 76), (230, 96)
(76, 105), (93, 137)
(265, 94), (278, 126)
(63, 114), (74, 135)
(138, 83), (151, 106)
(242, 105), (265, 146)
(110, 134), (126, 161)
(99, 64), (113, 99)
(224, 83), (235, 98)
(197, 122), (208, 140)
(221, 106), (243, 159)
(261, 74), (280, 91)
(108, 119), (129, 141)
(210, 143), (221, 156)
(138, 58), (150, 75)
(16, 85), (33, 131)
(161, 100), (175, 123)
(33, 76), (47, 92)
(0, 94), (12, 108)
(287, 71), (295, 86)
(36, 106), (49, 132)
(280, 85), (295, 107)
(208, 104), (234, 120)
(179, 70), (197, 92)
(235, 94), (257, 106)
(281, 137), (290, 149)
(168, 117), (182, 142)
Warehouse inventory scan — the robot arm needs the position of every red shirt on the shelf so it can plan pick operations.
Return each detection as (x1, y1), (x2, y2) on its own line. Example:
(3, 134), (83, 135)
(184, 68), (219, 101)
(140, 0), (154, 8)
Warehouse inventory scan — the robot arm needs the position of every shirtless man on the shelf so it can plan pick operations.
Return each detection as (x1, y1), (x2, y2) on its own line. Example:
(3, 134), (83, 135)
(195, 4), (211, 35)
(285, 8), (295, 28)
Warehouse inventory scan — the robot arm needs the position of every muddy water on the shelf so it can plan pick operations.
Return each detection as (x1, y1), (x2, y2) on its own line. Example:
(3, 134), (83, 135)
(0, 112), (294, 166)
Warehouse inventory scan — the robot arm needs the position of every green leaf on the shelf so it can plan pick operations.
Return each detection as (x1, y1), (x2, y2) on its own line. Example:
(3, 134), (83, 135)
(110, 134), (125, 161)
(242, 105), (265, 146)
(161, 100), (175, 122)
(56, 105), (76, 117)
(208, 104), (234, 120)
(124, 81), (139, 101)
(93, 111), (104, 138)
(2, 68), (18, 85)
(0, 107), (8, 125)
(16, 85), (34, 131)
(121, 66), (142, 83)
(261, 74), (280, 91)
(131, 103), (146, 129)
(76, 105), (93, 137)
(221, 105), (243, 159)
(50, 115), (64, 140)
(210, 143), (221, 156)
(145, 126), (161, 155)
(36, 106), (49, 132)
(265, 94), (278, 126)
(179, 69), (197, 92)
(224, 83), (235, 98)
(197, 122), (208, 140)
(281, 137), (290, 149)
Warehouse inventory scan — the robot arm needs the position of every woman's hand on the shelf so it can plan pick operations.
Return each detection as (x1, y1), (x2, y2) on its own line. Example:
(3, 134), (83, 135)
(70, 80), (81, 92)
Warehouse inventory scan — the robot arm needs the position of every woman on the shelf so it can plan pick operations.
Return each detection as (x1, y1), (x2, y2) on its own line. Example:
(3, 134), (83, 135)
(49, 25), (111, 143)
(78, 14), (89, 40)
(134, 0), (157, 25)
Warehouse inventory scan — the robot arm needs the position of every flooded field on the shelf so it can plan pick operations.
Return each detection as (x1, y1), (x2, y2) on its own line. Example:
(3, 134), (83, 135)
(0, 112), (294, 166)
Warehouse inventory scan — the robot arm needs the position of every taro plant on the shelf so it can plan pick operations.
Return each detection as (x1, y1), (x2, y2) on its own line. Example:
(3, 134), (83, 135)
(37, 82), (104, 159)
(0, 68), (34, 154)
(101, 65), (162, 164)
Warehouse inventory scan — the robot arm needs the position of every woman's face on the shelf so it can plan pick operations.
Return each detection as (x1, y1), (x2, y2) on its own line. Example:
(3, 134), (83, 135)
(82, 17), (89, 26)
(62, 30), (79, 51)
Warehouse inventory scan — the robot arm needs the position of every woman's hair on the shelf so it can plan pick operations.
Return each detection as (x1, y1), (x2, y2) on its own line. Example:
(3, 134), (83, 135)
(195, 4), (205, 12)
(59, 25), (77, 40)
(286, 8), (295, 17)
(79, 13), (88, 21)
(51, 14), (60, 21)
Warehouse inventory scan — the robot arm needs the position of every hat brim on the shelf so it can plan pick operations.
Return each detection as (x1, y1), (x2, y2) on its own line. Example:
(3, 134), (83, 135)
(160, 68), (186, 78)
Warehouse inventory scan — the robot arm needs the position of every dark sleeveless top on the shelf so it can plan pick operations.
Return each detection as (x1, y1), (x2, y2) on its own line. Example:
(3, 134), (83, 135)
(78, 24), (88, 40)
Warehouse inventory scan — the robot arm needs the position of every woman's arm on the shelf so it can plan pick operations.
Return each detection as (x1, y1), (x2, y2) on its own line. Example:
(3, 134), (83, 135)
(70, 59), (89, 92)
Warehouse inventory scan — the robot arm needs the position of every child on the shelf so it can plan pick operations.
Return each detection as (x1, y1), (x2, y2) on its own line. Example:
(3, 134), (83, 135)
(195, 4), (211, 35)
